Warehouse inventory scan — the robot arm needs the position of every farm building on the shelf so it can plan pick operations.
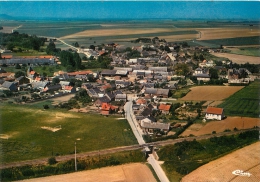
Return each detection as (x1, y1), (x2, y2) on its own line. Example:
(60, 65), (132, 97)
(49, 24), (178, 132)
(205, 107), (224, 120)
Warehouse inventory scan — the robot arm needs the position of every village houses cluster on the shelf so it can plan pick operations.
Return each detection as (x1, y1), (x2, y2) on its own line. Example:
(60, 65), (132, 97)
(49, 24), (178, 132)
(0, 39), (255, 135)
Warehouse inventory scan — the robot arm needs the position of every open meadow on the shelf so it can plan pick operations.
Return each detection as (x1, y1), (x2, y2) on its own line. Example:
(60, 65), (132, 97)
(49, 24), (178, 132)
(180, 86), (244, 101)
(17, 163), (156, 182)
(0, 104), (137, 163)
(182, 141), (260, 182)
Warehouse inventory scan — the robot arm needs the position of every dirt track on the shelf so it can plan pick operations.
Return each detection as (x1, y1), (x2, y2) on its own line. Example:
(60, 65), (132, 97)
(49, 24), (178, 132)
(182, 142), (260, 182)
(17, 163), (156, 182)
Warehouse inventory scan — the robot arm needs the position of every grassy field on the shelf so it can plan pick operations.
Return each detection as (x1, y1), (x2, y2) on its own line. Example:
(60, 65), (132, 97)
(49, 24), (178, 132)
(2, 64), (66, 77)
(218, 80), (260, 117)
(225, 47), (260, 57)
(201, 36), (260, 46)
(0, 103), (137, 163)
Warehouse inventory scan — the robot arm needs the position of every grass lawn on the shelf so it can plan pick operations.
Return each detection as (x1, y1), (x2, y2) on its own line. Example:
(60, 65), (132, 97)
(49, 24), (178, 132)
(0, 103), (137, 163)
(218, 80), (260, 117)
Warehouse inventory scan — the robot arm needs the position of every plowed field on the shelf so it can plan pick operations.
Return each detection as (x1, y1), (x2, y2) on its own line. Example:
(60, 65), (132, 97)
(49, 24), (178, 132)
(18, 163), (156, 182)
(181, 86), (244, 101)
(181, 117), (260, 136)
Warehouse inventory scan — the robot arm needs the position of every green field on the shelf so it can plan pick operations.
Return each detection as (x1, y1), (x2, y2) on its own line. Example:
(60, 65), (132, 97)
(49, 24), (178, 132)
(0, 104), (137, 163)
(201, 36), (260, 46)
(225, 47), (260, 57)
(218, 80), (260, 117)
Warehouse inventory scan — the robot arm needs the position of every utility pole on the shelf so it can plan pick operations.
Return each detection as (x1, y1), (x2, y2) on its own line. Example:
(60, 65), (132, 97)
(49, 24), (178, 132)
(75, 142), (77, 171)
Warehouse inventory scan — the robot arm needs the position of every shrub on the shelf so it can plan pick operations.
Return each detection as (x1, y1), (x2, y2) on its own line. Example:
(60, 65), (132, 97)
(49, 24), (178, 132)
(48, 157), (57, 165)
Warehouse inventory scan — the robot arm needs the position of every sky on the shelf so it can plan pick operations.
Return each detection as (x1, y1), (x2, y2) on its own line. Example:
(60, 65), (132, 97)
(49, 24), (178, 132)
(0, 1), (259, 20)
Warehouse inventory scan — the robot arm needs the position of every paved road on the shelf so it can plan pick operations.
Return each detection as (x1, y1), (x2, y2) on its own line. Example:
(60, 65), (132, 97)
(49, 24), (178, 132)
(124, 98), (169, 182)
(124, 99), (145, 145)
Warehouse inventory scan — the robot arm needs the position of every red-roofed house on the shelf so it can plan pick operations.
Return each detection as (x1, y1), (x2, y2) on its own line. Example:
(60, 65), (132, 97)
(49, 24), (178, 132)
(158, 104), (171, 114)
(67, 70), (93, 76)
(64, 86), (76, 93)
(1, 55), (12, 59)
(205, 107), (224, 120)
(136, 98), (147, 105)
(100, 103), (118, 115)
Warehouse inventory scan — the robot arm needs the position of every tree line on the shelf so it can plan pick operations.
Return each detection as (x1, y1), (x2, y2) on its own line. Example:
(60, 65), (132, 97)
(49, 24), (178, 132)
(0, 31), (46, 51)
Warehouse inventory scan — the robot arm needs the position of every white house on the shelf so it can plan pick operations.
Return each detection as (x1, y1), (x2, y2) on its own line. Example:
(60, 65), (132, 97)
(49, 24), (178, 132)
(205, 107), (224, 120)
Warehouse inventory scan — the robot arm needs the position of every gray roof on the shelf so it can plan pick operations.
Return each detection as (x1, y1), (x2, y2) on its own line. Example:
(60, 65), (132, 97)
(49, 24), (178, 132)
(195, 74), (211, 78)
(16, 76), (25, 81)
(101, 70), (117, 75)
(141, 121), (170, 130)
(2, 81), (15, 88)
(141, 107), (152, 117)
(115, 94), (127, 99)
(145, 88), (169, 96)
(148, 67), (168, 72)
(0, 58), (55, 65)
(32, 81), (49, 89)
(113, 67), (133, 72)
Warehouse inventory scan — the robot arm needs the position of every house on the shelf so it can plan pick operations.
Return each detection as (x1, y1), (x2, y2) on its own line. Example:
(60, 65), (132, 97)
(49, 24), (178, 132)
(1, 81), (18, 91)
(141, 107), (153, 117)
(205, 107), (224, 120)
(136, 98), (147, 105)
(31, 81), (49, 90)
(144, 88), (170, 98)
(115, 94), (127, 102)
(193, 68), (211, 82)
(100, 103), (118, 115)
(115, 80), (131, 88)
(158, 104), (171, 114)
(15, 76), (30, 85)
(43, 84), (62, 92)
(94, 96), (111, 107)
(100, 70), (117, 77)
(87, 87), (103, 98)
(64, 86), (76, 93)
(140, 120), (170, 134)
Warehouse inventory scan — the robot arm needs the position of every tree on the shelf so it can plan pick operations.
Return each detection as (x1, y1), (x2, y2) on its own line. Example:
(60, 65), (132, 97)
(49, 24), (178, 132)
(174, 63), (190, 76)
(43, 105), (49, 109)
(46, 41), (57, 55)
(15, 64), (21, 69)
(89, 45), (95, 50)
(74, 42), (79, 47)
(52, 77), (60, 84)
(209, 68), (219, 79)
(73, 52), (82, 69)
(15, 71), (25, 78)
